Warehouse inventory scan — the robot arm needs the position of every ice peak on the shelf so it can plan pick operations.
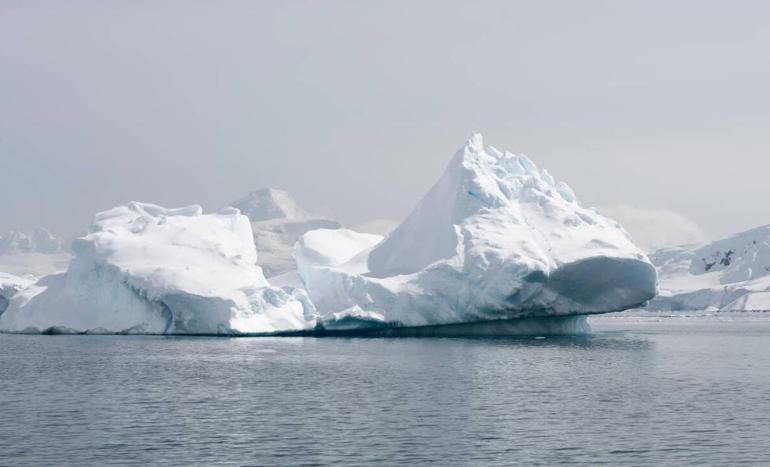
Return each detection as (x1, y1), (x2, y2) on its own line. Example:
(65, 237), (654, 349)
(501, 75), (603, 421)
(466, 132), (484, 152)
(230, 188), (309, 222)
(302, 134), (656, 327)
(367, 135), (600, 277)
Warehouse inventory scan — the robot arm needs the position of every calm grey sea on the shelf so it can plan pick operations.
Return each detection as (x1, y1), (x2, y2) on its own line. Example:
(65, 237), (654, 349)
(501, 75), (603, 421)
(1, 312), (769, 466)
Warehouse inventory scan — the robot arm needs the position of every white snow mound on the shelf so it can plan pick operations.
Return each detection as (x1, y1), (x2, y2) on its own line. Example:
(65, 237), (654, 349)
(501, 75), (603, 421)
(295, 229), (383, 268)
(0, 202), (313, 334)
(297, 134), (657, 329)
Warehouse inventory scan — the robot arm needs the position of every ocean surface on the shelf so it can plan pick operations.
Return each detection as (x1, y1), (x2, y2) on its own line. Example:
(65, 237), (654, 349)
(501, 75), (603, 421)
(2, 311), (770, 466)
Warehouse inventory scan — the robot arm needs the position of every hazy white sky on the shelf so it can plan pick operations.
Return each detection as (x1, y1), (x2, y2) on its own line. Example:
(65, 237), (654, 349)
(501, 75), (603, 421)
(1, 0), (768, 243)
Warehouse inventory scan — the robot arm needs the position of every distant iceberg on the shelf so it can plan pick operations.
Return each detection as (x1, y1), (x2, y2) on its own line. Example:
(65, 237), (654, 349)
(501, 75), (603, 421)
(0, 203), (312, 334)
(229, 188), (342, 278)
(297, 134), (657, 330)
(0, 228), (71, 277)
(0, 228), (64, 255)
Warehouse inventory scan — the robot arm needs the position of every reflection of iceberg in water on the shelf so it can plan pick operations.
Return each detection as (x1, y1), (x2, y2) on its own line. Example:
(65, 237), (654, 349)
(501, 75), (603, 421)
(271, 315), (590, 337)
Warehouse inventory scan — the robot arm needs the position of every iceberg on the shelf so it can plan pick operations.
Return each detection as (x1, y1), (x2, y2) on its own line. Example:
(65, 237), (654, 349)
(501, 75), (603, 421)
(0, 203), (313, 334)
(0, 135), (659, 336)
(296, 134), (657, 330)
(647, 225), (770, 311)
(0, 228), (63, 255)
(229, 188), (342, 277)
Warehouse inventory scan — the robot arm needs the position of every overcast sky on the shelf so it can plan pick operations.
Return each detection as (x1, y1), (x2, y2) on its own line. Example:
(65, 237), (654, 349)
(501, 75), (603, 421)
(1, 0), (768, 246)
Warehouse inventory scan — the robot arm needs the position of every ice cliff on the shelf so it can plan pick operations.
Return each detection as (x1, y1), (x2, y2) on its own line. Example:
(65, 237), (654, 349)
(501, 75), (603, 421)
(0, 203), (312, 334)
(296, 134), (657, 330)
(647, 225), (770, 311)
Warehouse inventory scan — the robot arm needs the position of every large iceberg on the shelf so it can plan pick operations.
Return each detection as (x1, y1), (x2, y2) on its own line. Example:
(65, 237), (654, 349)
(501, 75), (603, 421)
(0, 135), (659, 336)
(296, 134), (657, 331)
(229, 188), (342, 278)
(0, 203), (312, 334)
(647, 225), (770, 311)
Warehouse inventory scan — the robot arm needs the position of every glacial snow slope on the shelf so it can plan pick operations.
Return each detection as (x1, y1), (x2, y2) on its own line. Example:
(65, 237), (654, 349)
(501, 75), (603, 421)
(648, 225), (770, 311)
(0, 203), (313, 334)
(229, 188), (341, 277)
(296, 134), (657, 330)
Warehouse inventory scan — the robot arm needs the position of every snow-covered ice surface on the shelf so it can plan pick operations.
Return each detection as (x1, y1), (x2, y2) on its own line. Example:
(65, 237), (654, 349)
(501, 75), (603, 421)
(229, 188), (342, 277)
(0, 203), (312, 334)
(647, 225), (770, 311)
(297, 134), (657, 331)
(295, 228), (383, 269)
(0, 272), (33, 316)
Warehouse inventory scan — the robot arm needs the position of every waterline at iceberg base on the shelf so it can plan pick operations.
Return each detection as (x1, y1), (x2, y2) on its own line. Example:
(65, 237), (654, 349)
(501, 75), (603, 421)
(277, 314), (591, 337)
(13, 314), (591, 337)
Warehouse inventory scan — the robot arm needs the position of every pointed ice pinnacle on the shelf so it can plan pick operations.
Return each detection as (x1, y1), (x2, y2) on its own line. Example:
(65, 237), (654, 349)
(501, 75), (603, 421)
(297, 134), (657, 329)
(230, 188), (310, 223)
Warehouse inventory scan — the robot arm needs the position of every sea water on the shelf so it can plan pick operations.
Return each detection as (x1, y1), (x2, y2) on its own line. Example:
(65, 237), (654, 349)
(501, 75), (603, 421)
(1, 311), (769, 466)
